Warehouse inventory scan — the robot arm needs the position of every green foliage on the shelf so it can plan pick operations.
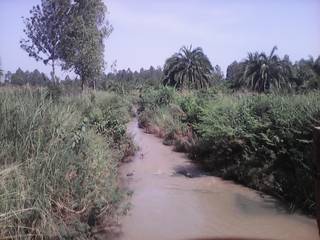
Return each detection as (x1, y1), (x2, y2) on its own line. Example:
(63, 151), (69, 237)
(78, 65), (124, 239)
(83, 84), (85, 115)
(292, 56), (320, 90)
(139, 86), (176, 111)
(21, 0), (112, 88)
(241, 46), (292, 92)
(138, 86), (188, 137)
(138, 86), (320, 214)
(59, 0), (113, 90)
(101, 66), (163, 92)
(163, 46), (221, 89)
(21, 0), (69, 82)
(176, 92), (204, 125)
(0, 88), (133, 238)
(226, 47), (320, 93)
(193, 92), (320, 213)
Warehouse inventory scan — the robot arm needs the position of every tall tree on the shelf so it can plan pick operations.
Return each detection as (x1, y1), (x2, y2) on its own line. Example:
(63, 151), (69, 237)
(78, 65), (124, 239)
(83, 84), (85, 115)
(163, 46), (215, 89)
(59, 0), (112, 90)
(226, 61), (246, 89)
(292, 56), (320, 90)
(20, 0), (69, 83)
(242, 46), (292, 92)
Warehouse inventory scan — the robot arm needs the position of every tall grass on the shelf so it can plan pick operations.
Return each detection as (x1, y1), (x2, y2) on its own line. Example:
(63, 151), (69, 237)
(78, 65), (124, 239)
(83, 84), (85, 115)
(0, 87), (133, 239)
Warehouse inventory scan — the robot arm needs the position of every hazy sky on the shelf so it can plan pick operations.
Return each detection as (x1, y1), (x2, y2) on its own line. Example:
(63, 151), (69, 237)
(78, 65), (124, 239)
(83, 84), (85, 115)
(0, 0), (319, 78)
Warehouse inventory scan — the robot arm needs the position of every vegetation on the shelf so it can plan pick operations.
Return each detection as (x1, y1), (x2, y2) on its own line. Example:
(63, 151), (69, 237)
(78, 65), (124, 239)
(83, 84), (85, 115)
(3, 39), (320, 218)
(4, 68), (49, 86)
(0, 88), (134, 239)
(1, 0), (320, 235)
(193, 92), (319, 213)
(226, 48), (320, 92)
(241, 46), (292, 92)
(100, 66), (163, 93)
(21, 0), (112, 89)
(163, 46), (223, 89)
(20, 0), (69, 82)
(138, 86), (320, 214)
(1, 66), (164, 94)
(59, 0), (112, 90)
(292, 56), (320, 90)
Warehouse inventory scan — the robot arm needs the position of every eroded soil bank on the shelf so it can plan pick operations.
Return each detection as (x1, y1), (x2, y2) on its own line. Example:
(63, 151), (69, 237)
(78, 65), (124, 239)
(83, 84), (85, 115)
(116, 119), (318, 240)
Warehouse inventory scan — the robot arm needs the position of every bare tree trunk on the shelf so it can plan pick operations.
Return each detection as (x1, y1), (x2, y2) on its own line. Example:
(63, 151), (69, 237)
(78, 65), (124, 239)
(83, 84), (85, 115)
(314, 127), (320, 236)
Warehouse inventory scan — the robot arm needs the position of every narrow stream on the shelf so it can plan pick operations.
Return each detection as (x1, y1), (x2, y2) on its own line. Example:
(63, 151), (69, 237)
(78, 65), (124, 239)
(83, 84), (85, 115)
(117, 119), (318, 240)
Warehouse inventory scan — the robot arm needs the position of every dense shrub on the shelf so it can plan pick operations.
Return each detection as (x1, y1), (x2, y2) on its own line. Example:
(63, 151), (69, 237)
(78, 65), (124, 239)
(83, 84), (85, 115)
(138, 86), (320, 214)
(138, 86), (176, 111)
(0, 88), (133, 239)
(193, 92), (320, 214)
(138, 87), (188, 137)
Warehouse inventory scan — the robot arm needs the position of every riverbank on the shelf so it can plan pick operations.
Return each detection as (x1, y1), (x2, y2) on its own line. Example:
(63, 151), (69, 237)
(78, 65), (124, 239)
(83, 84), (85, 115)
(138, 87), (320, 214)
(117, 118), (318, 240)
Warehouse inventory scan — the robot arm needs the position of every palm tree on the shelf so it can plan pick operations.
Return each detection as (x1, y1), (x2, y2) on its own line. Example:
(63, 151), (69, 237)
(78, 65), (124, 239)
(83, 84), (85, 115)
(303, 56), (320, 89)
(163, 46), (214, 89)
(242, 46), (291, 92)
(306, 56), (320, 76)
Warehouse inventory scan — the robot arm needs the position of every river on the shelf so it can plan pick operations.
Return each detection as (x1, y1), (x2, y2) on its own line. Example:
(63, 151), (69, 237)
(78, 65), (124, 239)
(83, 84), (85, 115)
(117, 119), (318, 240)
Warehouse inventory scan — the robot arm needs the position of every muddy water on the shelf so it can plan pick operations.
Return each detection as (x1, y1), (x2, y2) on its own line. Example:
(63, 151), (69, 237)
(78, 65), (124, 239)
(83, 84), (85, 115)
(118, 119), (318, 240)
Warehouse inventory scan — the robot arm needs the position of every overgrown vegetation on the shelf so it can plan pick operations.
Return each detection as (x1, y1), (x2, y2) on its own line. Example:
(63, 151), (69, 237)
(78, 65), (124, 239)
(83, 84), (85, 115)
(1, 0), (319, 233)
(0, 87), (134, 239)
(136, 46), (320, 215)
(138, 86), (320, 214)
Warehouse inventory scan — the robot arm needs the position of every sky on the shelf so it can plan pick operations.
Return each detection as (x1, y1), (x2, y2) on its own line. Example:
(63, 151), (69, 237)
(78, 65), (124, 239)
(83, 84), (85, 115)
(0, 0), (319, 78)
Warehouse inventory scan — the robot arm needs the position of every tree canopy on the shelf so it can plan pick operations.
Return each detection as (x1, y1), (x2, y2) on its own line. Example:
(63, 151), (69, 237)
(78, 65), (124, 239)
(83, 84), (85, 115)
(163, 46), (220, 89)
(20, 0), (69, 82)
(59, 0), (112, 90)
(242, 46), (292, 92)
(21, 0), (112, 90)
(226, 46), (299, 92)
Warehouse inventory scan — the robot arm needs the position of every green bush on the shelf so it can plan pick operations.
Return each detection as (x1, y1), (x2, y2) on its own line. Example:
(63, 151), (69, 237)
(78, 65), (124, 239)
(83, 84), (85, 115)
(138, 86), (320, 214)
(139, 86), (176, 111)
(193, 92), (320, 213)
(0, 88), (133, 239)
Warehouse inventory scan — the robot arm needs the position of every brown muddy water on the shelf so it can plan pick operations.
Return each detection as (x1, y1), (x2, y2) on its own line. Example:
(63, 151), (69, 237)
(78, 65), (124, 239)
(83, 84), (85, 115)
(117, 119), (318, 240)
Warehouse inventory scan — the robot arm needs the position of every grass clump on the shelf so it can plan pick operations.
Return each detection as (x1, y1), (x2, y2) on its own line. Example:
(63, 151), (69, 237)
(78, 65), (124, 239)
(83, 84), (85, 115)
(0, 88), (133, 239)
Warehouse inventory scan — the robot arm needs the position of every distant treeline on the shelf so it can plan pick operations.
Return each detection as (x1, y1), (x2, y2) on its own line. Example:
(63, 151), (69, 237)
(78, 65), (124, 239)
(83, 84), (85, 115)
(0, 66), (164, 89)
(100, 66), (163, 91)
(1, 51), (319, 93)
(2, 68), (51, 86)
